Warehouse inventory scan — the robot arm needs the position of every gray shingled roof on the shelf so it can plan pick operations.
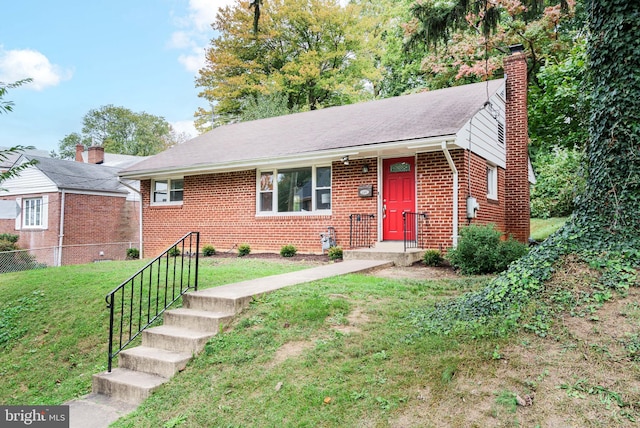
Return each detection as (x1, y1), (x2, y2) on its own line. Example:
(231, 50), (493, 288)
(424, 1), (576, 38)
(25, 155), (128, 194)
(121, 79), (504, 177)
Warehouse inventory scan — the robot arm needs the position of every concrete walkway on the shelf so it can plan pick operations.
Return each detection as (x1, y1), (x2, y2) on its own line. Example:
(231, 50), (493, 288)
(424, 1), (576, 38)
(66, 259), (392, 428)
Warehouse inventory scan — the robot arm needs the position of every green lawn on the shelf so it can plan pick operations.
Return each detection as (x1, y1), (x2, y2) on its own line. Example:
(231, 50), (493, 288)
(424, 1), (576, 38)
(1, 256), (638, 427)
(530, 217), (568, 241)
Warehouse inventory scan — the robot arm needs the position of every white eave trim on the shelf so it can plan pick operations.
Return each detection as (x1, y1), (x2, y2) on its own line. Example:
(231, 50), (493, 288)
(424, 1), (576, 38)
(119, 134), (458, 180)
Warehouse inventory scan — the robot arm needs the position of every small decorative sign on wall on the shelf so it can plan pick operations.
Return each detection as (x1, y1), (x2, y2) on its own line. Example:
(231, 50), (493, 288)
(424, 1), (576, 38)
(358, 184), (373, 198)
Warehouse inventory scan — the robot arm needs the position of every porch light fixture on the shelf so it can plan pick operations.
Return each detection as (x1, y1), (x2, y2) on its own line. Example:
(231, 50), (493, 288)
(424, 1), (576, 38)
(362, 164), (369, 173)
(341, 155), (349, 165)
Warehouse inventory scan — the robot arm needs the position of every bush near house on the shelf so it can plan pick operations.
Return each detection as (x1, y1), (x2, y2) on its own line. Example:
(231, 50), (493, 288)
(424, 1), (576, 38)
(280, 245), (297, 258)
(447, 224), (529, 275)
(126, 248), (140, 260)
(423, 249), (444, 267)
(327, 246), (343, 261)
(168, 246), (181, 257)
(202, 245), (216, 257)
(238, 244), (251, 257)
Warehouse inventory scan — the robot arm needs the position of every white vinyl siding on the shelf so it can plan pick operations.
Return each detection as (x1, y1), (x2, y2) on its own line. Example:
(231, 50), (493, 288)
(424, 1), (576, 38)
(455, 88), (506, 169)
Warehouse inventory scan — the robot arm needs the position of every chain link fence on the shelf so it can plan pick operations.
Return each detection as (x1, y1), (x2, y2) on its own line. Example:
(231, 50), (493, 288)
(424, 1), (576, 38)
(0, 242), (138, 274)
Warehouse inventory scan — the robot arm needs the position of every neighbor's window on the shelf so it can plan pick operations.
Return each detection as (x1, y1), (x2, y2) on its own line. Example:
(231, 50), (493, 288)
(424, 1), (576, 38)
(152, 178), (184, 204)
(23, 197), (43, 227)
(258, 166), (331, 214)
(487, 164), (498, 200)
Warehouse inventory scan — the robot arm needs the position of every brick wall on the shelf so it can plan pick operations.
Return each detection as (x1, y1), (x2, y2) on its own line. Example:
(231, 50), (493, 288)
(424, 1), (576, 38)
(141, 158), (380, 257)
(504, 48), (530, 242)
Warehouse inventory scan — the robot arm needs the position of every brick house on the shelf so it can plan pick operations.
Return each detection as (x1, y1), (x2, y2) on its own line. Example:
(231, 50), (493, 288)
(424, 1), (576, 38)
(120, 46), (532, 257)
(0, 147), (142, 266)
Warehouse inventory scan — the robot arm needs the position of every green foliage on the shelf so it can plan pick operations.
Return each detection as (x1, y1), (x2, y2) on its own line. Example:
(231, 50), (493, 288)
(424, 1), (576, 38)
(0, 234), (18, 244)
(237, 243), (251, 257)
(279, 244), (297, 258)
(531, 147), (585, 218)
(202, 245), (216, 257)
(0, 79), (32, 115)
(240, 93), (300, 122)
(168, 246), (181, 257)
(57, 105), (177, 158)
(327, 246), (343, 261)
(126, 248), (140, 260)
(423, 250), (444, 267)
(446, 224), (528, 275)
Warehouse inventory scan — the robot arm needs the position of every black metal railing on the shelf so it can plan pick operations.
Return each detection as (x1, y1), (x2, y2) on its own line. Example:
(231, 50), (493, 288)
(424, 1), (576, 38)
(105, 232), (200, 372)
(403, 212), (428, 251)
(349, 214), (375, 248)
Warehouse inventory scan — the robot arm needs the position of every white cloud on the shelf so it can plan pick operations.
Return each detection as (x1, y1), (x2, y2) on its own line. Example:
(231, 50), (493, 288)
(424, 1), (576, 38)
(0, 46), (72, 90)
(171, 120), (198, 138)
(169, 0), (236, 75)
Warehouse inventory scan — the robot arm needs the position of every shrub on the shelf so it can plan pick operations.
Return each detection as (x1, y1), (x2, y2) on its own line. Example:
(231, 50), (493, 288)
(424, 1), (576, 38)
(168, 246), (181, 257)
(423, 249), (443, 267)
(126, 248), (140, 259)
(280, 244), (297, 258)
(0, 239), (17, 252)
(327, 246), (343, 261)
(238, 243), (251, 257)
(0, 233), (19, 244)
(447, 224), (528, 275)
(202, 245), (216, 257)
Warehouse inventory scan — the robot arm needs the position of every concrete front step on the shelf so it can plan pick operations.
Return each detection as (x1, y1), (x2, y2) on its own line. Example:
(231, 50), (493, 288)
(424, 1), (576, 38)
(118, 346), (193, 378)
(164, 308), (234, 333)
(182, 292), (251, 314)
(92, 368), (168, 405)
(142, 325), (215, 354)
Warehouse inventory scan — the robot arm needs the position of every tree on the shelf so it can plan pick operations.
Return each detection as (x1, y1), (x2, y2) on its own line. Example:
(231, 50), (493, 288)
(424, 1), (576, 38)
(195, 0), (381, 129)
(411, 0), (640, 333)
(57, 105), (178, 158)
(1, 79), (37, 186)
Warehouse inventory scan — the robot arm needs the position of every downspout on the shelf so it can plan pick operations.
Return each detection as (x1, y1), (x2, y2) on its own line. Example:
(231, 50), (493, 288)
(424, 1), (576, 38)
(119, 179), (143, 259)
(441, 142), (459, 247)
(57, 190), (65, 267)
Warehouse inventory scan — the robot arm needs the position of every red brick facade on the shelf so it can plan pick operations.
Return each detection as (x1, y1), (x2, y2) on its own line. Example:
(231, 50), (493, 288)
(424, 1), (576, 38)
(0, 192), (140, 266)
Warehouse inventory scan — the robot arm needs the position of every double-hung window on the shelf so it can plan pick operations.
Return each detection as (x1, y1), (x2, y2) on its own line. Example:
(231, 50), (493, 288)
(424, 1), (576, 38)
(152, 178), (184, 205)
(23, 198), (43, 227)
(258, 166), (331, 214)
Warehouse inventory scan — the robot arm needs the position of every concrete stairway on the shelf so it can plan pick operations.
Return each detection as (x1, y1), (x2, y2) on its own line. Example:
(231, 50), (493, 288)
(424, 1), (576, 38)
(91, 259), (393, 406)
(92, 301), (235, 404)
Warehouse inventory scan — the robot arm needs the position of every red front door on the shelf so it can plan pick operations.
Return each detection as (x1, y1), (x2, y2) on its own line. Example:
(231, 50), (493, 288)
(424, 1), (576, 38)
(382, 157), (415, 240)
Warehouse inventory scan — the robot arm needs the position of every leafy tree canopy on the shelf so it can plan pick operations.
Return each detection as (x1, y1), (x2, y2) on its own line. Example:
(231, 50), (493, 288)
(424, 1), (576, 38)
(195, 0), (384, 130)
(57, 105), (180, 159)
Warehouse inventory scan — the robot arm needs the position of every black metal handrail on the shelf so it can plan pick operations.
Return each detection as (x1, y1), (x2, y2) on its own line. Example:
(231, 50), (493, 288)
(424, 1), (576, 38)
(349, 214), (375, 248)
(403, 212), (428, 251)
(105, 232), (200, 372)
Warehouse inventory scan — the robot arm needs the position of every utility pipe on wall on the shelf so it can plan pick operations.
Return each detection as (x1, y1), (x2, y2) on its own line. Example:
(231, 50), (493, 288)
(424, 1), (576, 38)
(441, 142), (459, 247)
(57, 190), (65, 267)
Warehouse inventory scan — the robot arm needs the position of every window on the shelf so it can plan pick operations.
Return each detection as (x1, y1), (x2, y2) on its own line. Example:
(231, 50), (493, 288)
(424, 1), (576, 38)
(23, 198), (43, 227)
(487, 164), (498, 200)
(258, 166), (331, 214)
(152, 178), (184, 205)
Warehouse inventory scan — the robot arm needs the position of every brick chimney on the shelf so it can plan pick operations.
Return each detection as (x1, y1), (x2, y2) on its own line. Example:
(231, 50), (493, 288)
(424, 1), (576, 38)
(504, 44), (530, 243)
(88, 146), (105, 164)
(75, 144), (84, 162)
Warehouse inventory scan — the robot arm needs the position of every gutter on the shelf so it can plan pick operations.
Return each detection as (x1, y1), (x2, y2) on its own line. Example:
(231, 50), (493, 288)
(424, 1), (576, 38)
(441, 142), (459, 247)
(118, 179), (143, 259)
(57, 190), (65, 267)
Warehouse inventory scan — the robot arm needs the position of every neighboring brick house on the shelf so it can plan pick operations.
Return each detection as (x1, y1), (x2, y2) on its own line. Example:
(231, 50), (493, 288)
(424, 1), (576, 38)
(120, 46), (533, 257)
(0, 147), (143, 266)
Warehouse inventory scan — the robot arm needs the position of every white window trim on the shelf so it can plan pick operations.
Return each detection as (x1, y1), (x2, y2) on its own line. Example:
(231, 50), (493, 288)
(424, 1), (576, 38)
(16, 195), (49, 230)
(150, 178), (184, 206)
(256, 165), (332, 216)
(487, 164), (498, 200)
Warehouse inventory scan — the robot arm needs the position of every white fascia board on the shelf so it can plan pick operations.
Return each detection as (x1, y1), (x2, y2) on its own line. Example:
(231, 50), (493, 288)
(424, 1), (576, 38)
(120, 135), (456, 180)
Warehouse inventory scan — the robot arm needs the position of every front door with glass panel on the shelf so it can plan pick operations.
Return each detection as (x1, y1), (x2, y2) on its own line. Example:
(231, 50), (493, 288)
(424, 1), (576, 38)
(382, 157), (415, 241)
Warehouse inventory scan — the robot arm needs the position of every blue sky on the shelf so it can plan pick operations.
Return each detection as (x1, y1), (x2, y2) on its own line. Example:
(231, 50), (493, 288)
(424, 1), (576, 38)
(1, 0), (235, 154)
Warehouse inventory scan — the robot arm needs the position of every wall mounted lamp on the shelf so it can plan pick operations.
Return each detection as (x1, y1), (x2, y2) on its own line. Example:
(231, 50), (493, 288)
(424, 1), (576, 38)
(341, 155), (349, 165)
(362, 164), (369, 173)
